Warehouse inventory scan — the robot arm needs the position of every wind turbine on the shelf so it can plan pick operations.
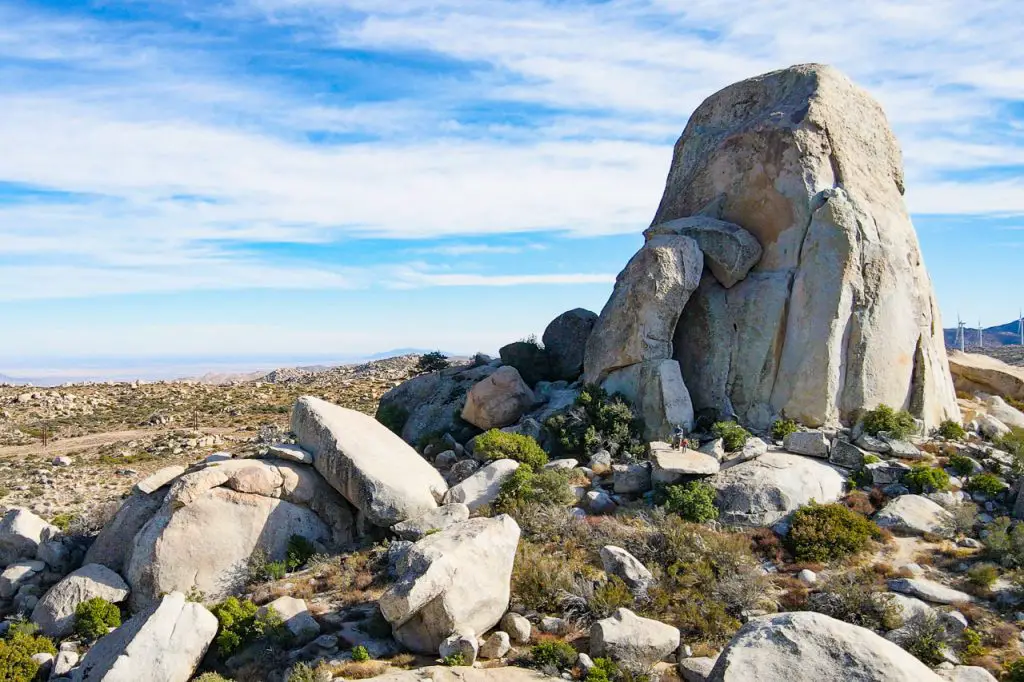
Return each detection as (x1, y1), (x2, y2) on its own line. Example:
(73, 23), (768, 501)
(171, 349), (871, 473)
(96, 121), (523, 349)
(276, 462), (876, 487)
(978, 319), (984, 349)
(956, 314), (966, 353)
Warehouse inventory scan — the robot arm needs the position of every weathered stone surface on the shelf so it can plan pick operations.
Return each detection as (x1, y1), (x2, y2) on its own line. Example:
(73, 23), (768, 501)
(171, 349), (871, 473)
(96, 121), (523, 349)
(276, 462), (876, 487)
(293, 396), (448, 526)
(603, 360), (694, 439)
(440, 631), (479, 665)
(679, 656), (716, 682)
(443, 460), (520, 511)
(829, 439), (867, 468)
(380, 515), (520, 653)
(709, 452), (846, 526)
(72, 591), (218, 682)
(85, 490), (166, 573)
(0, 560), (43, 598)
(591, 608), (680, 669)
(658, 64), (959, 431)
(267, 444), (314, 464)
(613, 463), (652, 495)
(875, 495), (953, 537)
(543, 309), (599, 381)
(479, 631), (511, 660)
(707, 611), (942, 681)
(584, 235), (703, 384)
(650, 443), (720, 484)
(0, 508), (58, 566)
(937, 666), (999, 682)
(982, 395), (1024, 429)
(462, 367), (536, 430)
(948, 351), (1024, 402)
(888, 578), (973, 605)
(135, 466), (186, 494)
(600, 546), (653, 593)
(978, 414), (1011, 440)
(260, 596), (319, 642)
(645, 216), (762, 288)
(783, 431), (830, 457)
(501, 612), (531, 644)
(866, 460), (911, 485)
(391, 504), (471, 541)
(32, 564), (130, 638)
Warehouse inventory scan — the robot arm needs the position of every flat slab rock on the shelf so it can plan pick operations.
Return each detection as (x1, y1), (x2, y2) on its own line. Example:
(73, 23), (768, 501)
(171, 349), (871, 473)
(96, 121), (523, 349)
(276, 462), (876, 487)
(874, 495), (953, 537)
(888, 578), (973, 605)
(650, 443), (720, 483)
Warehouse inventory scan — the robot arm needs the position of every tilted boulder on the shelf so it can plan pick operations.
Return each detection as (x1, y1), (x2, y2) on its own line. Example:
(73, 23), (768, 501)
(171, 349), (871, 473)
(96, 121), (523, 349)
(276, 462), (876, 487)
(584, 234), (703, 385)
(874, 495), (953, 538)
(707, 611), (942, 681)
(543, 308), (599, 381)
(658, 64), (958, 430)
(379, 515), (520, 654)
(85, 489), (167, 573)
(499, 341), (553, 387)
(461, 366), (536, 430)
(0, 508), (58, 567)
(603, 360), (694, 438)
(32, 563), (130, 638)
(72, 591), (218, 682)
(644, 216), (761, 289)
(948, 351), (1024, 402)
(591, 608), (680, 669)
(443, 460), (520, 512)
(293, 396), (448, 527)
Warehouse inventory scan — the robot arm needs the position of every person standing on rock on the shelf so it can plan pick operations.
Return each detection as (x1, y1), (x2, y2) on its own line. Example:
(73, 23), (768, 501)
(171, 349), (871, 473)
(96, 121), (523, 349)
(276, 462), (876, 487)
(672, 425), (687, 450)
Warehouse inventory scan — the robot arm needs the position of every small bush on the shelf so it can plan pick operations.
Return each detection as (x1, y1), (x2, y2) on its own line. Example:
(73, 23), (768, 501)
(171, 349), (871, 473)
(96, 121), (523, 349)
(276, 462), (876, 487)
(0, 632), (58, 682)
(903, 465), (949, 494)
(809, 569), (902, 632)
(544, 384), (645, 459)
(941, 501), (978, 538)
(901, 612), (948, 666)
(712, 422), (750, 452)
(376, 404), (408, 435)
(193, 674), (232, 682)
(1006, 658), (1024, 682)
(416, 351), (450, 374)
(862, 404), (917, 440)
(531, 640), (577, 669)
(966, 472), (1006, 497)
(210, 596), (283, 657)
(841, 490), (876, 515)
(286, 535), (317, 571)
(863, 453), (882, 465)
(770, 419), (799, 441)
(74, 597), (121, 641)
(495, 465), (574, 514)
(49, 512), (77, 533)
(787, 503), (881, 562)
(586, 658), (619, 682)
(352, 645), (370, 662)
(982, 517), (1024, 567)
(442, 652), (466, 667)
(662, 481), (719, 523)
(589, 576), (635, 619)
(961, 627), (985, 659)
(967, 563), (999, 590)
(474, 430), (548, 469)
(936, 420), (966, 441)
(948, 453), (976, 477)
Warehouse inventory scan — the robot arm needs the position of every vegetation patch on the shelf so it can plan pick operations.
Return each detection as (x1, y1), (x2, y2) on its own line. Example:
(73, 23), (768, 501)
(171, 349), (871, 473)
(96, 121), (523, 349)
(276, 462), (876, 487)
(0, 631), (57, 682)
(415, 351), (451, 374)
(74, 597), (122, 641)
(660, 481), (719, 523)
(787, 503), (882, 562)
(209, 596), (283, 657)
(862, 404), (916, 440)
(375, 404), (408, 435)
(531, 640), (577, 670)
(474, 430), (549, 469)
(711, 421), (750, 452)
(770, 418), (799, 441)
(936, 420), (966, 441)
(903, 465), (950, 494)
(966, 472), (1006, 497)
(545, 385), (646, 459)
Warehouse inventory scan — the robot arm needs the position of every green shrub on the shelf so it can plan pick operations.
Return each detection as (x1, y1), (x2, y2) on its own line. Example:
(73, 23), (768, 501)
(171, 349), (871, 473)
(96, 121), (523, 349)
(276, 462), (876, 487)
(589, 576), (635, 619)
(416, 351), (450, 374)
(663, 482), (719, 523)
(375, 404), (408, 435)
(948, 453), (976, 477)
(1000, 427), (1024, 459)
(474, 430), (548, 469)
(982, 517), (1024, 567)
(862, 404), (916, 439)
(586, 658), (619, 682)
(961, 627), (985, 659)
(494, 465), (574, 514)
(352, 645), (370, 662)
(966, 472), (1006, 497)
(49, 512), (77, 533)
(809, 569), (902, 632)
(863, 453), (881, 465)
(770, 419), (799, 441)
(936, 420), (966, 441)
(441, 652), (466, 667)
(531, 640), (577, 669)
(210, 597), (283, 657)
(787, 503), (882, 562)
(286, 535), (317, 571)
(545, 385), (645, 459)
(1005, 658), (1024, 682)
(901, 612), (948, 666)
(0, 632), (58, 682)
(74, 597), (121, 641)
(967, 563), (999, 589)
(194, 674), (233, 682)
(712, 421), (750, 452)
(903, 465), (949, 494)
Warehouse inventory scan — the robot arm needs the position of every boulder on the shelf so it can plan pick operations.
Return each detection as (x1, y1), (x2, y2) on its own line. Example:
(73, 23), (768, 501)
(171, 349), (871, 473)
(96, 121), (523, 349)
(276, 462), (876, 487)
(501, 612), (531, 644)
(443, 460), (520, 512)
(599, 546), (653, 593)
(440, 631), (478, 665)
(267, 444), (314, 464)
(543, 309), (599, 381)
(84, 489), (166, 573)
(499, 342), (553, 387)
(584, 235), (703, 384)
(650, 443), (720, 484)
(658, 64), (959, 430)
(72, 591), (218, 682)
(612, 463), (652, 495)
(603, 360), (695, 438)
(829, 439), (867, 468)
(293, 396), (448, 526)
(679, 656), (716, 682)
(135, 466), (186, 494)
(708, 452), (846, 526)
(978, 414), (1011, 440)
(260, 596), (319, 642)
(591, 608), (680, 669)
(0, 560), (44, 598)
(379, 515), (520, 653)
(461, 367), (536, 430)
(391, 504), (471, 542)
(875, 495), (953, 537)
(937, 666), (999, 682)
(0, 508), (58, 566)
(887, 578), (973, 605)
(982, 395), (1024, 429)
(706, 611), (942, 681)
(866, 460), (911, 486)
(31, 564), (130, 638)
(783, 431), (830, 457)
(480, 630), (511, 660)
(644, 216), (762, 288)
(948, 351), (1024, 402)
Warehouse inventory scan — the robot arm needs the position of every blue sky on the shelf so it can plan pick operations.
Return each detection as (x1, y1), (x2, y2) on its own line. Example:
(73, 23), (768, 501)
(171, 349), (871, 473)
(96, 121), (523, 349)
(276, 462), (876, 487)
(1, 0), (1023, 376)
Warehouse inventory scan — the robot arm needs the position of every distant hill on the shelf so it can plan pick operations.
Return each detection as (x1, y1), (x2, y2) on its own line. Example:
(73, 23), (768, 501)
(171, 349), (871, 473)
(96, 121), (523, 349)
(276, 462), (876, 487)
(0, 373), (28, 386)
(944, 319), (1023, 348)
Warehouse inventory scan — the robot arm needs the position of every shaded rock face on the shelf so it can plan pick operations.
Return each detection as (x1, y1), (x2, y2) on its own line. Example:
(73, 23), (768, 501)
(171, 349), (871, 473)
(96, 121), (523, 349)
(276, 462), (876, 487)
(656, 64), (958, 430)
(543, 309), (598, 381)
(499, 341), (553, 387)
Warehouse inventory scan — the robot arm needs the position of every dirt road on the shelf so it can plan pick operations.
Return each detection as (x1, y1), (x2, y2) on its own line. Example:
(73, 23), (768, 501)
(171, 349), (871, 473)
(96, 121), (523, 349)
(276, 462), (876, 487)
(0, 427), (236, 459)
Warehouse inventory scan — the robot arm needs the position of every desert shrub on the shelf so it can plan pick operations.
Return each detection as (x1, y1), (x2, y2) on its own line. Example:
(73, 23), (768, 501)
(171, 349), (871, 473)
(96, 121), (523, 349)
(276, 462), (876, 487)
(903, 465), (949, 494)
(474, 430), (548, 469)
(841, 490), (876, 515)
(936, 420), (967, 441)
(711, 422), (750, 452)
(997, 427), (1024, 459)
(210, 596), (283, 657)
(787, 503), (881, 562)
(442, 652), (466, 667)
(967, 563), (1000, 590)
(961, 627), (985, 659)
(948, 453), (976, 477)
(808, 569), (902, 631)
(352, 645), (370, 662)
(862, 404), (917, 439)
(1006, 658), (1024, 681)
(286, 535), (317, 571)
(531, 641), (577, 669)
(375, 404), (408, 435)
(586, 658), (619, 682)
(193, 674), (232, 682)
(901, 612), (948, 666)
(286, 662), (318, 682)
(747, 527), (785, 563)
(545, 385), (646, 459)
(941, 501), (978, 537)
(983, 517), (1024, 567)
(966, 472), (1006, 497)
(662, 481), (719, 523)
(770, 419), (799, 441)
(416, 351), (450, 374)
(0, 632), (58, 682)
(863, 453), (882, 465)
(589, 576), (635, 619)
(495, 465), (574, 514)
(74, 597), (121, 641)
(49, 512), (77, 533)
(511, 540), (579, 613)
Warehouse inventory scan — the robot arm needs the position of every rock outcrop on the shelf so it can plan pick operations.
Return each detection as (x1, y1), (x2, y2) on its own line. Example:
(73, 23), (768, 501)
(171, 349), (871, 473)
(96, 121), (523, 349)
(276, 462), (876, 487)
(293, 396), (447, 527)
(0, 508), (58, 566)
(948, 351), (1024, 402)
(543, 308), (598, 381)
(875, 495), (953, 537)
(32, 564), (130, 638)
(655, 64), (958, 430)
(461, 367), (536, 430)
(591, 608), (680, 670)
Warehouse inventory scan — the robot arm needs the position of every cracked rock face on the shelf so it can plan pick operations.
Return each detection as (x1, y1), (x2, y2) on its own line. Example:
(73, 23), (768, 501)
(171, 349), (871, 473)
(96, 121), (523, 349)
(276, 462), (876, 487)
(659, 63), (959, 430)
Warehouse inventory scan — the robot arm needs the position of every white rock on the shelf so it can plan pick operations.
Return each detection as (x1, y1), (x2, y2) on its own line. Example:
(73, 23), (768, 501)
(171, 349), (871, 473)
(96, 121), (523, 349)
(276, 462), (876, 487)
(292, 396), (448, 526)
(591, 608), (680, 669)
(461, 367), (536, 430)
(650, 443), (720, 484)
(260, 596), (319, 643)
(797, 569), (817, 586)
(439, 631), (478, 665)
(600, 546), (653, 593)
(500, 612), (531, 644)
(0, 560), (44, 598)
(267, 444), (314, 464)
(31, 564), (130, 638)
(645, 215), (762, 289)
(613, 462), (652, 495)
(888, 578), (973, 605)
(84, 491), (165, 573)
(392, 504), (471, 541)
(978, 414), (1011, 440)
(586, 491), (616, 515)
(783, 431), (830, 458)
(0, 508), (58, 565)
(679, 656), (717, 682)
(544, 459), (579, 471)
(135, 466), (186, 495)
(875, 495), (953, 537)
(937, 666), (999, 682)
(479, 631), (511, 660)
(948, 351), (1024, 403)
(603, 360), (695, 439)
(54, 648), (80, 676)
(443, 460), (520, 512)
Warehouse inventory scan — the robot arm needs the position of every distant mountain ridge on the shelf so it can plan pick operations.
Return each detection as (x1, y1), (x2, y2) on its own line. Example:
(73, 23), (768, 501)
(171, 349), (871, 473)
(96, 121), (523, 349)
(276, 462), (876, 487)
(944, 319), (1023, 348)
